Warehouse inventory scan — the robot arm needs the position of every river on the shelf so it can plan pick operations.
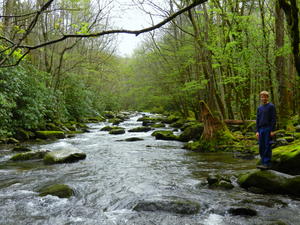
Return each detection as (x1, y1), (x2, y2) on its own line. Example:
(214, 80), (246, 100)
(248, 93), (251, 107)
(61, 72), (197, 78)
(0, 113), (299, 225)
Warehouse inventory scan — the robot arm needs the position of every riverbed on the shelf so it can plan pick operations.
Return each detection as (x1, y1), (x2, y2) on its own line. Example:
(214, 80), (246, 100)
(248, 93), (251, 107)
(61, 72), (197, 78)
(0, 113), (299, 225)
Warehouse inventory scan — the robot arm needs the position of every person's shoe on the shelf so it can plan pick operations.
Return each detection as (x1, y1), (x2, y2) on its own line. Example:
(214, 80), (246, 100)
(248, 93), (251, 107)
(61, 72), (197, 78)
(257, 165), (269, 170)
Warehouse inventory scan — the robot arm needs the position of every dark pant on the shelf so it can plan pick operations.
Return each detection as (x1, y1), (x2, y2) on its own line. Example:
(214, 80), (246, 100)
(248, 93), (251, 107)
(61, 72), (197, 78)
(258, 127), (272, 166)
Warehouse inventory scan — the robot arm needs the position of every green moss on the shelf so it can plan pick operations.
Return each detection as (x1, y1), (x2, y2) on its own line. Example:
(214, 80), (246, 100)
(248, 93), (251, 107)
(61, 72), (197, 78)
(10, 151), (48, 161)
(109, 128), (125, 135)
(38, 184), (74, 198)
(151, 130), (178, 141)
(128, 127), (152, 132)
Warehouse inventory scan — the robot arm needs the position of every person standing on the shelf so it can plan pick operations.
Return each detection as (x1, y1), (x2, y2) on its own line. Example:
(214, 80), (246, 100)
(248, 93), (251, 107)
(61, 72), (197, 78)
(256, 91), (276, 169)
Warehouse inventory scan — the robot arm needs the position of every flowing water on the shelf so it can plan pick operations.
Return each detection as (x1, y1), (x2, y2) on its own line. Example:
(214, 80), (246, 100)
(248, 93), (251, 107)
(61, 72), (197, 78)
(0, 113), (299, 225)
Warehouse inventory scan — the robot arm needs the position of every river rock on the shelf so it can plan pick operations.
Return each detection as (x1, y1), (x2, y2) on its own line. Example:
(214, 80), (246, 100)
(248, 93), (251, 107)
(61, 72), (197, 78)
(151, 130), (178, 141)
(178, 123), (203, 142)
(238, 169), (300, 196)
(10, 150), (50, 161)
(124, 137), (144, 142)
(128, 127), (152, 132)
(271, 140), (300, 175)
(38, 184), (74, 198)
(35, 131), (65, 140)
(109, 128), (125, 135)
(207, 174), (234, 189)
(12, 146), (31, 152)
(43, 147), (86, 164)
(133, 196), (200, 214)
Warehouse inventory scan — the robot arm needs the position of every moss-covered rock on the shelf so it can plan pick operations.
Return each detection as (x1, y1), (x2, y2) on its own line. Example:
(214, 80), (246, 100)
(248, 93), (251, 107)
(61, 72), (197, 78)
(38, 184), (74, 198)
(133, 197), (200, 214)
(103, 111), (115, 119)
(13, 129), (34, 141)
(237, 169), (300, 196)
(35, 131), (65, 140)
(6, 138), (19, 144)
(178, 123), (203, 142)
(109, 128), (125, 135)
(10, 150), (49, 161)
(128, 127), (152, 132)
(161, 115), (181, 124)
(271, 140), (300, 175)
(207, 174), (234, 189)
(151, 130), (178, 141)
(108, 118), (124, 125)
(151, 123), (166, 128)
(44, 148), (86, 164)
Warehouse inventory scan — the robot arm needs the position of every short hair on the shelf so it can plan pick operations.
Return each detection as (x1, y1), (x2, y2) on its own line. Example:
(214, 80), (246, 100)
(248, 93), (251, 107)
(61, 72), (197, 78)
(260, 91), (269, 96)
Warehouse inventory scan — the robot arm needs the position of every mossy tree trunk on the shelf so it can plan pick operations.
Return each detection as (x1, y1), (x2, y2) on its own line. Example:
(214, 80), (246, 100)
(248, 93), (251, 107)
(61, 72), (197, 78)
(199, 100), (226, 140)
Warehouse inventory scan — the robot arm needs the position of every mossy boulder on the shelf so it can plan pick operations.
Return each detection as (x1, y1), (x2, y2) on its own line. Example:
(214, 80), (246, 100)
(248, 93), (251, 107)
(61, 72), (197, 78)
(128, 127), (152, 132)
(44, 148), (86, 164)
(123, 137), (144, 142)
(151, 130), (178, 141)
(271, 140), (300, 175)
(38, 184), (74, 198)
(100, 126), (114, 131)
(151, 123), (166, 128)
(238, 169), (300, 196)
(108, 118), (123, 125)
(161, 115), (181, 124)
(10, 150), (49, 161)
(133, 197), (200, 214)
(103, 111), (115, 119)
(109, 128), (125, 135)
(13, 129), (34, 141)
(6, 138), (19, 144)
(207, 174), (234, 189)
(170, 119), (186, 129)
(35, 131), (65, 140)
(178, 123), (203, 142)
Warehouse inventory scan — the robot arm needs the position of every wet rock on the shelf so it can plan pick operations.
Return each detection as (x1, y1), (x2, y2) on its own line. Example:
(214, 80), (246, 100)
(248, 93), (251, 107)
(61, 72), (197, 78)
(35, 131), (65, 140)
(133, 197), (200, 214)
(151, 123), (166, 128)
(10, 150), (49, 161)
(103, 111), (115, 119)
(178, 123), (203, 142)
(128, 127), (152, 132)
(271, 140), (300, 175)
(109, 128), (125, 135)
(6, 138), (19, 144)
(108, 118), (124, 125)
(44, 147), (86, 164)
(207, 174), (234, 190)
(238, 169), (300, 196)
(161, 115), (181, 124)
(14, 129), (34, 141)
(228, 207), (257, 217)
(100, 126), (114, 131)
(38, 184), (74, 198)
(151, 130), (178, 141)
(124, 137), (144, 142)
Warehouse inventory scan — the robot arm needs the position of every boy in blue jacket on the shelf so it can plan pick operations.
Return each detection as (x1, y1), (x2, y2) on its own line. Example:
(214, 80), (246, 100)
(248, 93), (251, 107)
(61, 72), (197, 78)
(256, 91), (276, 169)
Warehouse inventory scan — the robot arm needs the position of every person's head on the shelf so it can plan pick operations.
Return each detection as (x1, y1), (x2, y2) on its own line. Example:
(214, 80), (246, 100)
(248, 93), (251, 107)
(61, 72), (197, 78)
(260, 91), (269, 104)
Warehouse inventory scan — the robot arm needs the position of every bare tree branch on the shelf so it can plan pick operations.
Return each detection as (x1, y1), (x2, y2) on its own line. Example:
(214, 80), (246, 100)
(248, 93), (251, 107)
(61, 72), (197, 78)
(0, 0), (207, 67)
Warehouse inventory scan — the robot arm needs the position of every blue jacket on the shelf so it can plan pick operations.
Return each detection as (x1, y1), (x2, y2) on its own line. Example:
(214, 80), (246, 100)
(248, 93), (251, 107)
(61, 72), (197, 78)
(256, 103), (276, 131)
